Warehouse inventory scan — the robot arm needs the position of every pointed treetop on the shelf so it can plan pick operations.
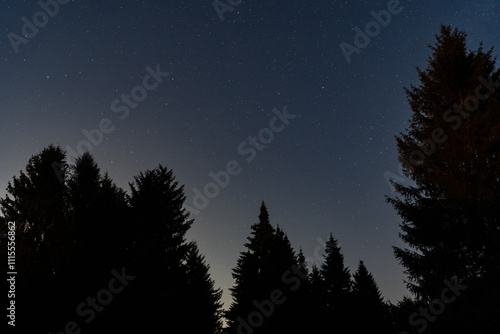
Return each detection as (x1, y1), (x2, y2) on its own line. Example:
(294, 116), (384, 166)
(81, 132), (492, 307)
(258, 201), (270, 225)
(320, 233), (351, 295)
(245, 201), (275, 255)
(297, 247), (309, 276)
(352, 260), (383, 304)
(325, 233), (340, 255)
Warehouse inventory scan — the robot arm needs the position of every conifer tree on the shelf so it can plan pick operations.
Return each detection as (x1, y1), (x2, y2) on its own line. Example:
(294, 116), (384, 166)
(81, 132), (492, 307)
(0, 145), (70, 331)
(296, 248), (309, 276)
(227, 202), (301, 334)
(1, 148), (224, 333)
(388, 25), (500, 331)
(125, 164), (194, 331)
(184, 241), (224, 334)
(307, 234), (352, 331)
(320, 233), (351, 303)
(351, 261), (392, 332)
(292, 248), (313, 332)
(308, 264), (326, 332)
(352, 261), (383, 305)
(227, 202), (276, 333)
(68, 153), (104, 283)
(309, 264), (323, 294)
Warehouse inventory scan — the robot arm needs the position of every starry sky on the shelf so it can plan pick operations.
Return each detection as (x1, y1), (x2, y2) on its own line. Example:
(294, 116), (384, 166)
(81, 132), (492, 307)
(1, 0), (499, 310)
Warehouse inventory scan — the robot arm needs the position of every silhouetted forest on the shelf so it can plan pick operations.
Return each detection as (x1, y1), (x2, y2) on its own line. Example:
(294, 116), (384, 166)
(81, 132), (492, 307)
(1, 25), (499, 333)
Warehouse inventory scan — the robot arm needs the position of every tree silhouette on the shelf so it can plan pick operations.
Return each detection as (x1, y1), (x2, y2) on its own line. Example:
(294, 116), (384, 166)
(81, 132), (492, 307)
(293, 247), (315, 332)
(317, 233), (352, 330)
(0, 145), (70, 331)
(66, 153), (135, 333)
(388, 25), (500, 332)
(120, 164), (195, 331)
(320, 234), (351, 303)
(308, 264), (327, 331)
(227, 202), (276, 333)
(351, 260), (392, 332)
(226, 202), (305, 334)
(0, 148), (224, 333)
(184, 241), (224, 333)
(352, 260), (383, 305)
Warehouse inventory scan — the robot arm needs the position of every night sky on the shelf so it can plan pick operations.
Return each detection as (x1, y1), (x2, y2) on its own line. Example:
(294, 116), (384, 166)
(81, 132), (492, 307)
(1, 0), (499, 310)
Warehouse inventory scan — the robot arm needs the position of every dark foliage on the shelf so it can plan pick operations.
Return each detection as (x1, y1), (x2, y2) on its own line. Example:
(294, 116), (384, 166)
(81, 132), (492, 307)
(387, 25), (500, 332)
(0, 147), (223, 333)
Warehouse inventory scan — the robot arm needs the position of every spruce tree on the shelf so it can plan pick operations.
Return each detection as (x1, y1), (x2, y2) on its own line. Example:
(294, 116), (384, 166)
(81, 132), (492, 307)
(351, 261), (391, 332)
(67, 153), (104, 286)
(388, 25), (500, 331)
(227, 202), (300, 334)
(125, 164), (194, 331)
(0, 145), (70, 332)
(296, 248), (309, 276)
(1, 148), (225, 332)
(309, 264), (323, 294)
(308, 264), (326, 332)
(227, 202), (276, 333)
(352, 261), (383, 305)
(292, 248), (313, 332)
(320, 233), (351, 303)
(184, 241), (224, 334)
(226, 249), (260, 332)
(318, 233), (352, 330)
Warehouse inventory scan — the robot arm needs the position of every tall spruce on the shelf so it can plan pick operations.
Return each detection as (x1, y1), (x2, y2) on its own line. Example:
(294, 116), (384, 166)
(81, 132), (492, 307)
(351, 261), (392, 332)
(352, 260), (383, 305)
(124, 165), (194, 331)
(68, 154), (131, 290)
(293, 248), (313, 332)
(317, 233), (352, 329)
(0, 145), (71, 331)
(296, 248), (309, 276)
(388, 25), (500, 331)
(184, 241), (224, 334)
(320, 233), (351, 303)
(227, 202), (300, 334)
(227, 202), (276, 333)
(308, 264), (327, 332)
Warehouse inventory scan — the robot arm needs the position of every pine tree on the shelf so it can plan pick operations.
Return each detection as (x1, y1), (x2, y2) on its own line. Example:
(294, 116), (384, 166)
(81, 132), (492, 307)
(296, 248), (309, 277)
(67, 153), (102, 284)
(124, 164), (194, 331)
(68, 154), (131, 294)
(309, 264), (323, 292)
(352, 261), (383, 305)
(351, 261), (392, 332)
(320, 233), (351, 303)
(269, 225), (297, 284)
(268, 225), (303, 333)
(227, 202), (301, 334)
(184, 241), (224, 334)
(227, 202), (276, 333)
(388, 25), (500, 331)
(226, 249), (261, 332)
(318, 233), (352, 330)
(0, 145), (70, 331)
(96, 172), (132, 263)
(309, 264), (326, 332)
(1, 148), (225, 332)
(292, 248), (313, 332)
(245, 202), (276, 271)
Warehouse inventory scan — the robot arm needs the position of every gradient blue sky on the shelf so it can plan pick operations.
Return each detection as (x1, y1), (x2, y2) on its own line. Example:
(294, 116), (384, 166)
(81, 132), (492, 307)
(1, 0), (499, 310)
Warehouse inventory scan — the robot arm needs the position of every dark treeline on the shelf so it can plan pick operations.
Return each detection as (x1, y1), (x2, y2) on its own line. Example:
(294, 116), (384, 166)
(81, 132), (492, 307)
(0, 151), (224, 333)
(1, 25), (499, 333)
(225, 202), (393, 334)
